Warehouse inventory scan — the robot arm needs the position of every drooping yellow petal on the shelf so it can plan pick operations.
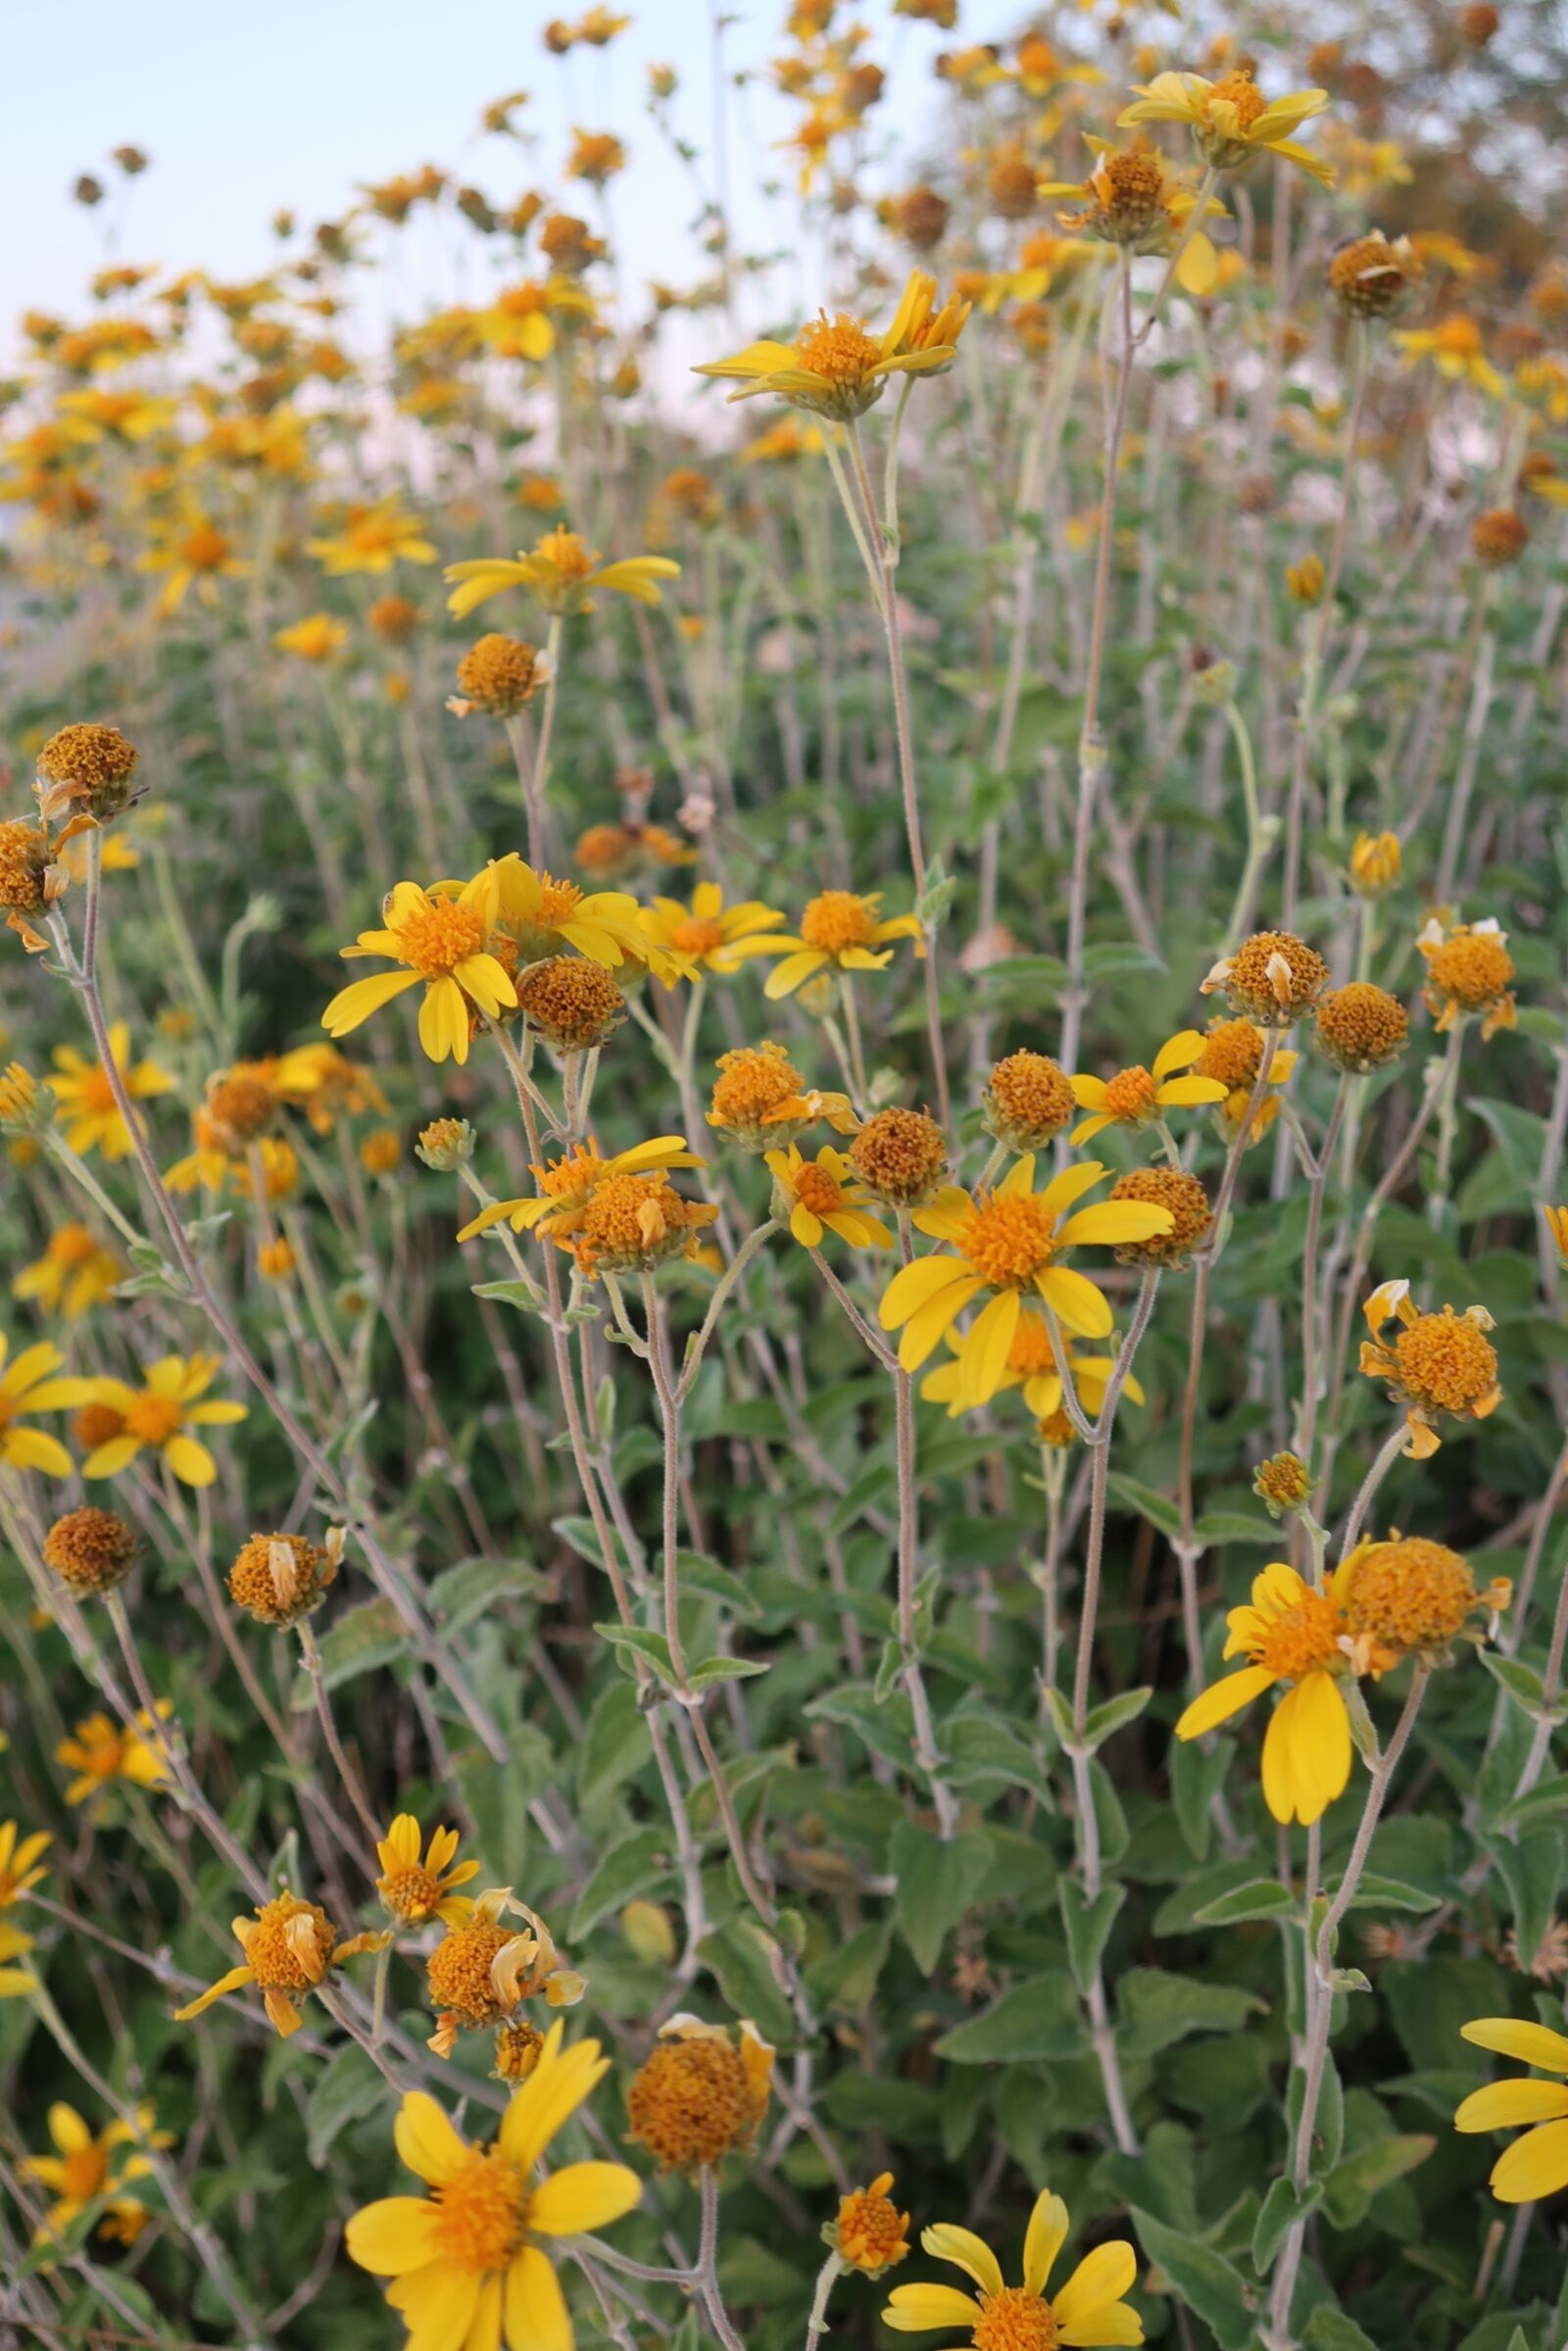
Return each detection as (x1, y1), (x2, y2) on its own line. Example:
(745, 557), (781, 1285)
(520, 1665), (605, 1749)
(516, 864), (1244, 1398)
(880, 1255), (977, 1330)
(1036, 1266), (1112, 1339)
(1053, 2241), (1138, 2329)
(322, 968), (422, 1036)
(1174, 1664), (1274, 1740)
(920, 2224), (1004, 2297)
(899, 1277), (987, 1372)
(1490, 2118), (1568, 2204)
(955, 1290), (1021, 1411)
(504, 2244), (573, 2351)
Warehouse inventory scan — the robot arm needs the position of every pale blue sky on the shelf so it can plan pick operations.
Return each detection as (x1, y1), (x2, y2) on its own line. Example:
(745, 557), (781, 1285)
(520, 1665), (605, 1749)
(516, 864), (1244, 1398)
(1, 0), (1023, 368)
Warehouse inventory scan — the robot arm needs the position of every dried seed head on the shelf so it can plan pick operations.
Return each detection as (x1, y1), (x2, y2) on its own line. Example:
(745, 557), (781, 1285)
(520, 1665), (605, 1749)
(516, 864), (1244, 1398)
(982, 1050), (1076, 1151)
(1109, 1166), (1210, 1267)
(1314, 982), (1409, 1071)
(43, 1506), (138, 1596)
(227, 1532), (336, 1629)
(850, 1106), (950, 1206)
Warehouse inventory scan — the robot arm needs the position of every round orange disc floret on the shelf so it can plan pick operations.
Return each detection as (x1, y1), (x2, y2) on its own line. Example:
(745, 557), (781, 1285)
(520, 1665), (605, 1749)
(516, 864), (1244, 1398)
(227, 1532), (334, 1629)
(982, 1050), (1076, 1151)
(426, 1915), (515, 2028)
(1217, 931), (1328, 1026)
(1392, 1308), (1498, 1416)
(514, 955), (626, 1052)
(43, 1505), (138, 1596)
(625, 2036), (756, 2172)
(0, 820), (50, 913)
(242, 1893), (336, 1991)
(850, 1106), (949, 1205)
(1314, 983), (1408, 1072)
(457, 633), (542, 715)
(1109, 1166), (1210, 1266)
(1344, 1536), (1477, 1654)
(799, 890), (880, 955)
(36, 721), (140, 820)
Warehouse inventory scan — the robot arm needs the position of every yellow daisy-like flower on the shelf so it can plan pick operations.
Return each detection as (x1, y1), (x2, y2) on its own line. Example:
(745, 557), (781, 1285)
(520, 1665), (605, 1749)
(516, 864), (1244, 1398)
(0, 1817), (50, 1994)
(695, 269), (970, 421)
(1358, 1279), (1501, 1460)
(1416, 914), (1516, 1041)
(173, 1888), (389, 2039)
(885, 2185), (1143, 2346)
(78, 1352), (248, 1489)
(765, 1143), (893, 1251)
(1455, 2017), (1568, 2204)
(306, 496), (438, 575)
(49, 1023), (173, 1160)
(13, 1223), (122, 1318)
(138, 511), (251, 617)
(56, 1705), (172, 1805)
(0, 1334), (94, 1477)
(920, 1305), (1145, 1423)
(878, 1156), (1172, 1408)
(22, 2100), (172, 2248)
(458, 1135), (705, 1245)
(376, 1813), (481, 1928)
(274, 612), (349, 661)
(1175, 1561), (1358, 1826)
(1394, 316), (1507, 399)
(730, 889), (923, 1000)
(1118, 67), (1333, 186)
(1069, 1028), (1229, 1144)
(465, 855), (671, 976)
(444, 525), (679, 619)
(346, 2021), (640, 2351)
(639, 879), (787, 976)
(831, 2173), (911, 2276)
(1041, 139), (1225, 295)
(323, 878), (518, 1067)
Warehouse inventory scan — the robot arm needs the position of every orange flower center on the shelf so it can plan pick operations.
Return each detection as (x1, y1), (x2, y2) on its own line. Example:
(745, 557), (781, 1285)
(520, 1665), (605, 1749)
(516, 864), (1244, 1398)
(1435, 316), (1483, 358)
(123, 1392), (184, 1446)
(670, 914), (727, 957)
(1207, 72), (1267, 129)
(960, 1193), (1059, 1289)
(795, 313), (882, 383)
(534, 875), (584, 925)
(536, 528), (596, 579)
(793, 1163), (845, 1217)
(431, 2147), (528, 2275)
(710, 1044), (804, 1126)
(538, 1146), (609, 1203)
(1102, 1065), (1157, 1121)
(391, 895), (486, 976)
(800, 891), (877, 953)
(835, 2180), (908, 2272)
(181, 523), (231, 571)
(1425, 932), (1514, 1007)
(1345, 1539), (1476, 1651)
(1254, 1590), (1343, 1682)
(50, 1224), (100, 1267)
(76, 1064), (120, 1115)
(972, 2285), (1059, 2351)
(1393, 1312), (1498, 1412)
(1007, 1313), (1057, 1376)
(379, 1864), (446, 1922)
(60, 2144), (110, 2203)
(244, 1895), (336, 1990)
(427, 1918), (514, 2023)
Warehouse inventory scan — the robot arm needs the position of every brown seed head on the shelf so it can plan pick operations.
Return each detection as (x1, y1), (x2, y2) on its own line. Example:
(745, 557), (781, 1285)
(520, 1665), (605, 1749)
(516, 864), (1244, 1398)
(426, 1916), (514, 2027)
(0, 821), (50, 913)
(850, 1107), (949, 1206)
(896, 184), (951, 250)
(207, 1073), (277, 1149)
(1326, 231), (1423, 320)
(1472, 509), (1529, 568)
(368, 593), (418, 643)
(1109, 1166), (1210, 1267)
(227, 1532), (334, 1629)
(625, 2036), (758, 2172)
(1216, 930), (1328, 1026)
(514, 956), (626, 1052)
(35, 723), (140, 822)
(988, 154), (1038, 220)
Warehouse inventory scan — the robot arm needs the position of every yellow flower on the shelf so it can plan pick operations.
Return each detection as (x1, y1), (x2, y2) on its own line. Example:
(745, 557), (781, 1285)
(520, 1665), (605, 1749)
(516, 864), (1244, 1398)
(458, 1135), (705, 1245)
(78, 1352), (248, 1489)
(22, 2100), (172, 2248)
(56, 1706), (172, 1805)
(0, 1334), (94, 1477)
(1175, 1560), (1357, 1826)
(0, 1818), (50, 1996)
(1348, 830), (1400, 894)
(878, 1156), (1172, 1407)
(1358, 1280), (1501, 1459)
(376, 1813), (481, 1927)
(306, 496), (437, 575)
(695, 269), (970, 421)
(920, 1306), (1144, 1423)
(831, 2173), (911, 2276)
(708, 1041), (856, 1151)
(1544, 1204), (1568, 1267)
(1118, 67), (1333, 185)
(138, 511), (251, 616)
(274, 612), (349, 661)
(1394, 316), (1506, 398)
(766, 1143), (892, 1250)
(732, 889), (923, 1000)
(346, 2022), (640, 2351)
(1455, 2017), (1568, 2203)
(885, 2186), (1143, 2345)
(174, 1888), (389, 2038)
(49, 1022), (173, 1159)
(639, 879), (787, 976)
(1417, 914), (1516, 1040)
(626, 2013), (774, 2172)
(13, 1223), (122, 1317)
(445, 525), (679, 619)
(1041, 140), (1224, 294)
(323, 878), (518, 1066)
(466, 856), (675, 975)
(1069, 1029), (1228, 1143)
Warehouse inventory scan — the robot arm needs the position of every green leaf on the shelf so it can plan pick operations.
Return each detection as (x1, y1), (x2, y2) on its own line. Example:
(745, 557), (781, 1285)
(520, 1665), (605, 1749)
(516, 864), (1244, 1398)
(1491, 1828), (1566, 1975)
(806, 1922), (890, 2015)
(1194, 1879), (1298, 1928)
(1320, 2132), (1435, 2228)
(1193, 1510), (1278, 1546)
(1479, 1650), (1548, 1716)
(1118, 1969), (1267, 2059)
(1170, 1735), (1235, 1862)
(1082, 1686), (1153, 1749)
(471, 1276), (545, 1309)
(1059, 1880), (1125, 1996)
(288, 1599), (404, 1709)
(892, 1822), (994, 1973)
(1327, 1872), (1444, 1914)
(687, 1655), (770, 1690)
(1132, 2206), (1257, 2351)
(427, 1554), (552, 1631)
(934, 1973), (1085, 2064)
(1106, 1474), (1182, 1540)
(1491, 1773), (1568, 1831)
(1251, 2176), (1321, 2274)
(306, 2043), (388, 2165)
(1303, 2306), (1382, 2351)
(593, 1622), (677, 1682)
(569, 1827), (672, 1939)
(577, 1680), (652, 1812)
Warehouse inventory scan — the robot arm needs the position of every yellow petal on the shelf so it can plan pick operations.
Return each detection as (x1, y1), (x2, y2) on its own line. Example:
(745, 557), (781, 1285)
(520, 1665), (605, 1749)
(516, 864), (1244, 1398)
(899, 1277), (986, 1372)
(1054, 2242), (1137, 2329)
(919, 2224), (1004, 2297)
(504, 2245), (573, 2351)
(1490, 2119), (1568, 2204)
(1035, 1266), (1112, 1339)
(1152, 1029), (1204, 1081)
(395, 2091), (469, 2186)
(1023, 2191), (1069, 2297)
(879, 1255), (976, 1331)
(956, 1290), (1021, 1411)
(322, 968), (421, 1036)
(1454, 2080), (1568, 2132)
(1460, 2018), (1568, 2074)
(1174, 1664), (1274, 1741)
(526, 2161), (642, 2236)
(884, 2283), (985, 2334)
(344, 2196), (441, 2275)
(1175, 231), (1218, 298)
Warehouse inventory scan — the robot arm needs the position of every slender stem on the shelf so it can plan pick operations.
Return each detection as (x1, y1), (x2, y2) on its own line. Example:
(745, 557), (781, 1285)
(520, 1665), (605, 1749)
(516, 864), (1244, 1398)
(698, 2168), (747, 2351)
(297, 1618), (381, 1854)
